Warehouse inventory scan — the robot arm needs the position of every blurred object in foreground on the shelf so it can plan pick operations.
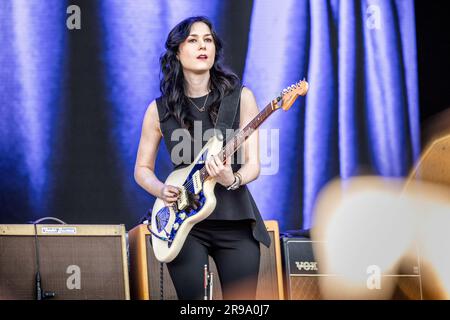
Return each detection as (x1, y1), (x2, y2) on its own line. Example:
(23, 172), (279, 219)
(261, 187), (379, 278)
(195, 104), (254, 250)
(409, 113), (450, 188)
(280, 234), (421, 300)
(311, 176), (450, 300)
(421, 107), (450, 149)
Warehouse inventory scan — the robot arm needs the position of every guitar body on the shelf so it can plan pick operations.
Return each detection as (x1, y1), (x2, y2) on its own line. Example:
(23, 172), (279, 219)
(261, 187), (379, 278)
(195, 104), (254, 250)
(151, 135), (223, 263)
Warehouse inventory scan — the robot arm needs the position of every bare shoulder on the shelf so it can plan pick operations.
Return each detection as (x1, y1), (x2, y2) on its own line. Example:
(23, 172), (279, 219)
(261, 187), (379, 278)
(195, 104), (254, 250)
(142, 99), (162, 136)
(240, 86), (259, 113)
(143, 100), (160, 124)
(240, 86), (257, 103)
(239, 87), (259, 125)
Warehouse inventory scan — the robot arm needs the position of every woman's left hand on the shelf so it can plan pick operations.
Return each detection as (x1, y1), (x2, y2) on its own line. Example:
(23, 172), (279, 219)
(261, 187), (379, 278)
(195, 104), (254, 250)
(205, 155), (235, 187)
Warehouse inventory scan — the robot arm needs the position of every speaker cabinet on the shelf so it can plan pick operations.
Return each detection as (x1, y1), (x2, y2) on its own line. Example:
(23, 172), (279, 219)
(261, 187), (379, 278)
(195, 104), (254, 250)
(128, 220), (284, 300)
(281, 237), (422, 300)
(0, 224), (130, 300)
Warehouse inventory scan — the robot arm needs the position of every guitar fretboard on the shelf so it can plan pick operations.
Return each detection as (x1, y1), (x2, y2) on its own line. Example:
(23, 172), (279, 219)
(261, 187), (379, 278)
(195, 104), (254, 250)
(199, 101), (276, 182)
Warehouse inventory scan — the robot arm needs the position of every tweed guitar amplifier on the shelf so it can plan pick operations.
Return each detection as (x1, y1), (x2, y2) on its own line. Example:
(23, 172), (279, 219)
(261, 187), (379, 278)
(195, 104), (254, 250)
(0, 224), (130, 300)
(281, 236), (423, 300)
(128, 220), (284, 300)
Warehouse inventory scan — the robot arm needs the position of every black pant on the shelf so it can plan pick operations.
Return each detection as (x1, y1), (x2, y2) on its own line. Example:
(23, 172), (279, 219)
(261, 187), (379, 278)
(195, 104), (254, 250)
(166, 219), (260, 300)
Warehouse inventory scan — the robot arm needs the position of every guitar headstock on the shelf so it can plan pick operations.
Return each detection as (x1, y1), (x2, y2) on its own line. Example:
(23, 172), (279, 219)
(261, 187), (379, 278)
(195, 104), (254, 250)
(272, 79), (309, 111)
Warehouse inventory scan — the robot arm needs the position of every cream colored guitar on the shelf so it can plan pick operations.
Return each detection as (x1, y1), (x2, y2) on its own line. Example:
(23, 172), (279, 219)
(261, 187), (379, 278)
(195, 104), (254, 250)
(150, 80), (309, 262)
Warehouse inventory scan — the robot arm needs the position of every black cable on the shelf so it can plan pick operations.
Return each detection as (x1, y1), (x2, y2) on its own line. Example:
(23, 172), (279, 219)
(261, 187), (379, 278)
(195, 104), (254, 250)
(34, 223), (43, 300)
(160, 262), (164, 300)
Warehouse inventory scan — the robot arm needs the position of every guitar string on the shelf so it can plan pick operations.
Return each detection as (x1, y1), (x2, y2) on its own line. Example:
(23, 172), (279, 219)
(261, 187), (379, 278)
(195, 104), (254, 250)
(181, 103), (274, 193)
(181, 106), (270, 191)
(175, 83), (304, 193)
(160, 86), (305, 232)
(180, 105), (273, 193)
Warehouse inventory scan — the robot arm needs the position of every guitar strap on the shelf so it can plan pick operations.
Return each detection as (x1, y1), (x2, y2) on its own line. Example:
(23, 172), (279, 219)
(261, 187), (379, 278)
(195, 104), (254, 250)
(214, 84), (243, 142)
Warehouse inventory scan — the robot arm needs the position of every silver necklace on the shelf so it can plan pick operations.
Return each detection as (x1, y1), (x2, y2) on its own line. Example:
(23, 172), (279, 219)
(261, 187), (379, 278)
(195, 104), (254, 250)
(188, 92), (210, 112)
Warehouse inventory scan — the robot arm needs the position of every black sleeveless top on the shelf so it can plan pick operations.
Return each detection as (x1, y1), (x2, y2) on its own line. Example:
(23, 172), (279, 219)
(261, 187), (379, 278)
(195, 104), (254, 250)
(155, 89), (271, 248)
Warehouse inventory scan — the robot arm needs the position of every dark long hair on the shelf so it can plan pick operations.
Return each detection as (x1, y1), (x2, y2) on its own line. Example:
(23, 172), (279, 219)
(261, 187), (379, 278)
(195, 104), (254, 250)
(159, 16), (239, 131)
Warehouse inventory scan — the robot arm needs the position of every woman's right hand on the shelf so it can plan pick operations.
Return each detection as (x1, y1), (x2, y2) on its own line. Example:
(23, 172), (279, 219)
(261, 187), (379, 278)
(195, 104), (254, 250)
(160, 184), (181, 207)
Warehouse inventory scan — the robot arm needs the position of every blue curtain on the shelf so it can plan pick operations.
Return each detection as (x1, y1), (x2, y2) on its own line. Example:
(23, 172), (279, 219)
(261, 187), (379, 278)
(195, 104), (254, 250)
(0, 0), (419, 232)
(0, 0), (67, 217)
(244, 0), (419, 230)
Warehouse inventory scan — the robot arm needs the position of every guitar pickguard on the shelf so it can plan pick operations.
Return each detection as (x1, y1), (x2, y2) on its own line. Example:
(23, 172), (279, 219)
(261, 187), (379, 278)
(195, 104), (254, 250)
(153, 157), (208, 246)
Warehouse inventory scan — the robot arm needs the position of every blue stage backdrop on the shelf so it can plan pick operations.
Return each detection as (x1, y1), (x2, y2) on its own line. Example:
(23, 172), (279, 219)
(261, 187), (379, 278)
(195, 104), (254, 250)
(0, 0), (419, 232)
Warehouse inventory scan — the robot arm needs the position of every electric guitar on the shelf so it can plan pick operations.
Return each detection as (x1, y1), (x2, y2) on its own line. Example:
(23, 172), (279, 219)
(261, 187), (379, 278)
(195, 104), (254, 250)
(150, 80), (309, 262)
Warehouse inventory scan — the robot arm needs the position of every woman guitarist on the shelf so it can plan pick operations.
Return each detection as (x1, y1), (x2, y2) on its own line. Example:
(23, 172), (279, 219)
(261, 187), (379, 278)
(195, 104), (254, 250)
(134, 16), (270, 300)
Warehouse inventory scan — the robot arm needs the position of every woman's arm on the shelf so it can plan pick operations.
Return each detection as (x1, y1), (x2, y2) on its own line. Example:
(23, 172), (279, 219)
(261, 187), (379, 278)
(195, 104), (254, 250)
(204, 87), (262, 188)
(236, 87), (261, 185)
(134, 100), (180, 205)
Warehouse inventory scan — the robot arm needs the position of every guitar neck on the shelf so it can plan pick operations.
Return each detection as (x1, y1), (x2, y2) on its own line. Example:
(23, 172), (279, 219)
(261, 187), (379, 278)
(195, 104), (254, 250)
(220, 102), (275, 161)
(196, 79), (308, 182)
(200, 101), (277, 181)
